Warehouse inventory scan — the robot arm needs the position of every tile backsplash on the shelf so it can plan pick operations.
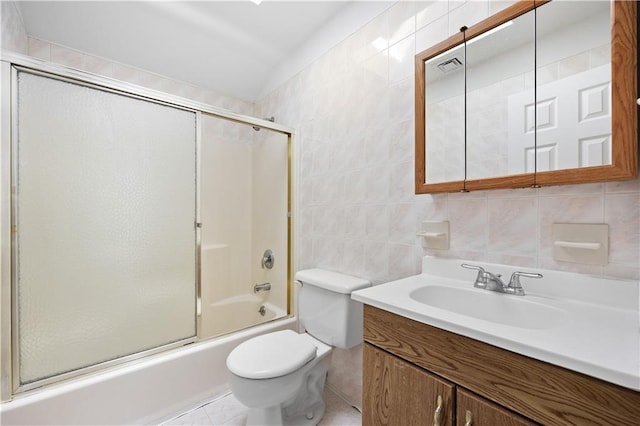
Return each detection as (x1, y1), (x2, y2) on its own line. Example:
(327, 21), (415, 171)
(3, 0), (639, 412)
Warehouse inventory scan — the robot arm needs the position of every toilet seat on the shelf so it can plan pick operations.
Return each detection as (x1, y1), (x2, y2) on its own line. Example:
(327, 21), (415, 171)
(227, 330), (317, 379)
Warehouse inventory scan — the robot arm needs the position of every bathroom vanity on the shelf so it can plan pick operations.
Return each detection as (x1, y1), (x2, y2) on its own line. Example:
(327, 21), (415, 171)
(352, 258), (640, 425)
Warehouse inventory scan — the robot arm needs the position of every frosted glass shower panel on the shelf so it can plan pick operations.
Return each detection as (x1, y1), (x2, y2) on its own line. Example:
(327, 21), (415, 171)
(15, 71), (197, 385)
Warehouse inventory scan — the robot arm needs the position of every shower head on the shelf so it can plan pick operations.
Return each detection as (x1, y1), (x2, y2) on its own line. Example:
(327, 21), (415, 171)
(252, 116), (275, 131)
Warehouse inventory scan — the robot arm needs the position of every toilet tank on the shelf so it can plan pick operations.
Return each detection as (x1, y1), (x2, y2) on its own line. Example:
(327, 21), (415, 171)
(295, 269), (371, 349)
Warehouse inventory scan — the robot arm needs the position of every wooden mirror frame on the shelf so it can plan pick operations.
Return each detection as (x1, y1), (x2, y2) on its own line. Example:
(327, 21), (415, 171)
(415, 0), (637, 194)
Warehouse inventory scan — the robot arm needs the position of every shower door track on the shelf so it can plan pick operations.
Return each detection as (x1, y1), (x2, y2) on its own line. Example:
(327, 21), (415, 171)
(0, 51), (296, 401)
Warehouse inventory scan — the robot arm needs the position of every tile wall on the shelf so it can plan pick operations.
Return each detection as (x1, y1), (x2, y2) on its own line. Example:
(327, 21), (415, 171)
(254, 0), (639, 282)
(254, 0), (640, 407)
(3, 0), (639, 412)
(0, 0), (27, 55)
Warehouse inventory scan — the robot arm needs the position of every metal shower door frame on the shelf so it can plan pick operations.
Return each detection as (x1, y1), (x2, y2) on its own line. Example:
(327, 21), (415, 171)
(0, 51), (296, 401)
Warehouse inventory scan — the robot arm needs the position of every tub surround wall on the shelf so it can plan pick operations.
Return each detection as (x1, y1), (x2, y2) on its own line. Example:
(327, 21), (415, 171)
(251, 131), (290, 309)
(254, 0), (640, 408)
(200, 117), (289, 339)
(200, 116), (254, 338)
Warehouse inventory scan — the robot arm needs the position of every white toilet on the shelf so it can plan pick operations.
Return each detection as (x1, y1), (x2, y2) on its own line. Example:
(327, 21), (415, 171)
(226, 269), (371, 426)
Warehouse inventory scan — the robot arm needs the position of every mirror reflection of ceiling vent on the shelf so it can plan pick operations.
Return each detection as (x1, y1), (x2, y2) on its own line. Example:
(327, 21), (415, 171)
(437, 57), (463, 73)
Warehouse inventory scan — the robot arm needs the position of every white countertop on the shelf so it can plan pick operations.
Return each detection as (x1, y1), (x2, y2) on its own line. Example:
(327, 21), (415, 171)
(352, 257), (640, 391)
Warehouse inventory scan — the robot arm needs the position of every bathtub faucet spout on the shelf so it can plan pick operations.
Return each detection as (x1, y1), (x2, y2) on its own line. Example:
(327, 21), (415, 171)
(254, 282), (271, 293)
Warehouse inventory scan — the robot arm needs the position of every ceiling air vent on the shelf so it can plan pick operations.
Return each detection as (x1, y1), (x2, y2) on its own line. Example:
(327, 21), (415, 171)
(437, 57), (463, 73)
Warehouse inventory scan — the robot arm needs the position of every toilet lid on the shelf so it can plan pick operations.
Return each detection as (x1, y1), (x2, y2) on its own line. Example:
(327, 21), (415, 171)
(226, 330), (317, 379)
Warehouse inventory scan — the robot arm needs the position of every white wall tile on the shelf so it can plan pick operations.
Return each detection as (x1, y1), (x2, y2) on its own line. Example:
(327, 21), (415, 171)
(487, 253), (537, 269)
(364, 241), (390, 283)
(538, 183), (604, 196)
(343, 239), (366, 277)
(606, 178), (640, 194)
(312, 236), (345, 270)
(27, 37), (50, 61)
(488, 197), (537, 256)
(605, 193), (640, 265)
(389, 36), (416, 83)
(415, 15), (448, 54)
(388, 2), (416, 46)
(389, 160), (415, 202)
(365, 166), (390, 203)
(312, 174), (345, 205)
(389, 78), (414, 123)
(359, 12), (390, 62)
(1, 1), (27, 54)
(365, 125), (392, 166)
(388, 243), (420, 280)
(449, 197), (488, 252)
(448, 0), (489, 36)
(344, 169), (368, 205)
(50, 44), (89, 69)
(389, 203), (417, 244)
(389, 119), (414, 163)
(299, 207), (313, 236)
(603, 264), (640, 281)
(416, 0), (448, 31)
(344, 206), (367, 238)
(416, 193), (449, 222)
(365, 204), (390, 239)
(298, 236), (314, 271)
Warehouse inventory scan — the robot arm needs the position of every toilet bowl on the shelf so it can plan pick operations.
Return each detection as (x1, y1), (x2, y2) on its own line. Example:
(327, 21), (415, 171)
(228, 330), (331, 425)
(226, 269), (370, 426)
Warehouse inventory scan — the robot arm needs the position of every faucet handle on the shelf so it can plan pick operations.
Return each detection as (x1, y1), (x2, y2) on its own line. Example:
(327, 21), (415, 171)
(461, 263), (488, 288)
(507, 271), (543, 296)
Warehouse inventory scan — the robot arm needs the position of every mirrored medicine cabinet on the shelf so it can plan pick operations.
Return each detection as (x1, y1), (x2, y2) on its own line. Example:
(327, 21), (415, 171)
(415, 0), (637, 194)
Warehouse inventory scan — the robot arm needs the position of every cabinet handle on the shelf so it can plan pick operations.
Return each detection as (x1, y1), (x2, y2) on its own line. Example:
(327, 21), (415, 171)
(433, 395), (443, 426)
(464, 410), (473, 426)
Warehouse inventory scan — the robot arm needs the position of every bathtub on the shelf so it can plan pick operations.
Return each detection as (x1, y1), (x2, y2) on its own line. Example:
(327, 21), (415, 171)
(0, 316), (296, 425)
(201, 294), (288, 339)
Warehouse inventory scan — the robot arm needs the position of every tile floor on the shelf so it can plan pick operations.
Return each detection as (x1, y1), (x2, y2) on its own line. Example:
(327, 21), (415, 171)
(162, 388), (361, 426)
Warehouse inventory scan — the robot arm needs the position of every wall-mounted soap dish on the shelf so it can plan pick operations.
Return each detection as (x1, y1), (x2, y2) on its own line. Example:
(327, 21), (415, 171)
(552, 223), (608, 265)
(417, 221), (449, 250)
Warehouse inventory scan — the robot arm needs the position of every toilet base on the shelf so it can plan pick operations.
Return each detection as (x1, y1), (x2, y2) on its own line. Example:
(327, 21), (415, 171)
(245, 362), (328, 426)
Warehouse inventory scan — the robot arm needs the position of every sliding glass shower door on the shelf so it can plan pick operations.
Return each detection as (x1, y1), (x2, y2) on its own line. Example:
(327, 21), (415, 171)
(14, 69), (198, 388)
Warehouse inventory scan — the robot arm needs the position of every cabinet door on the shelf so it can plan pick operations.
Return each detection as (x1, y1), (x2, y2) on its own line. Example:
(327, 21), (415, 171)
(457, 388), (538, 426)
(363, 343), (455, 426)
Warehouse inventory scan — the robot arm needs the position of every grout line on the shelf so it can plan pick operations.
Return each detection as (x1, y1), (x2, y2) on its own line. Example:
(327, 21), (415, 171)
(160, 392), (233, 425)
(325, 384), (363, 413)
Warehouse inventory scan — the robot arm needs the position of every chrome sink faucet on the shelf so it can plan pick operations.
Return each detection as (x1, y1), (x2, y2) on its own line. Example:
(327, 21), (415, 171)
(461, 264), (542, 296)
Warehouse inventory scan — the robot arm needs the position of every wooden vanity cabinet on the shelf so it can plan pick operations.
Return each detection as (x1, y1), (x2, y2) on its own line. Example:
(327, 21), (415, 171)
(456, 388), (536, 426)
(363, 343), (534, 426)
(363, 343), (454, 425)
(362, 305), (640, 426)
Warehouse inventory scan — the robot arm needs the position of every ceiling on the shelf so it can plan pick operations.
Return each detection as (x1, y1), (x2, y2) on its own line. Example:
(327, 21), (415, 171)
(17, 1), (392, 102)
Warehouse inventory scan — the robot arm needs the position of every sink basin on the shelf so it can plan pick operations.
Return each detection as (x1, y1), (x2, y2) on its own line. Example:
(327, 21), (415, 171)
(409, 285), (568, 329)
